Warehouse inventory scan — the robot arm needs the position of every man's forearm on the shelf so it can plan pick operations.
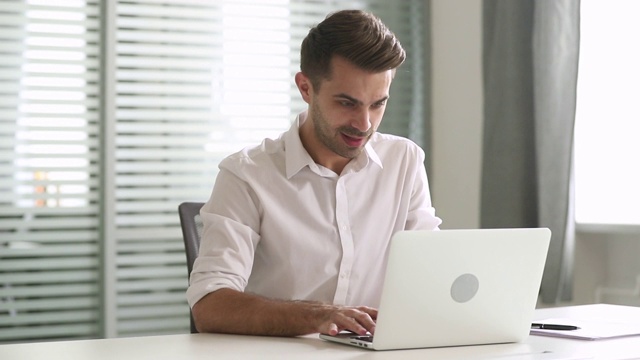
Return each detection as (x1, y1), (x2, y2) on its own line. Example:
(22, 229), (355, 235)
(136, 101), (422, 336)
(191, 288), (376, 336)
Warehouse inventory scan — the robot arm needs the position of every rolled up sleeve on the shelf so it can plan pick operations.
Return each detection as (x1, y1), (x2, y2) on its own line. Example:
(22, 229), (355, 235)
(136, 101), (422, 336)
(186, 165), (261, 308)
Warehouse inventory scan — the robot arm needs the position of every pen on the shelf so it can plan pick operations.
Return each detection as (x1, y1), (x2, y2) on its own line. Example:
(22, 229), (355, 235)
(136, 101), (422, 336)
(531, 323), (580, 331)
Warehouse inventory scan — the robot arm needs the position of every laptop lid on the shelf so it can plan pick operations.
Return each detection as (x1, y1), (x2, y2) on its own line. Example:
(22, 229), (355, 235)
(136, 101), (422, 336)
(321, 228), (551, 350)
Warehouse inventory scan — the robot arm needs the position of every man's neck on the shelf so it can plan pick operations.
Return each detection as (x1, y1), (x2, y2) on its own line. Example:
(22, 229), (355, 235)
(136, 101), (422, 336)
(298, 118), (350, 175)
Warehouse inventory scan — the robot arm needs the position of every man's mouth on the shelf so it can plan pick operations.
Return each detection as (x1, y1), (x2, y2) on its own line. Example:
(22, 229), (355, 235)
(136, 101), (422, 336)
(341, 133), (365, 147)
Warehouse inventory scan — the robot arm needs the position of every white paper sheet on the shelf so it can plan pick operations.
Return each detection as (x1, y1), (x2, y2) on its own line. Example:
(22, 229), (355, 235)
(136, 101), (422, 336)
(531, 317), (640, 340)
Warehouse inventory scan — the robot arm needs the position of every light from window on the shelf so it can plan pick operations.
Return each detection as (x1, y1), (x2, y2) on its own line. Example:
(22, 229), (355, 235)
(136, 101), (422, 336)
(574, 0), (640, 225)
(205, 1), (291, 155)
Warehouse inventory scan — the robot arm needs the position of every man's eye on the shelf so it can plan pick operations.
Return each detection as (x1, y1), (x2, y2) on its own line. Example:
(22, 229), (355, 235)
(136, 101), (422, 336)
(340, 101), (355, 107)
(372, 102), (386, 108)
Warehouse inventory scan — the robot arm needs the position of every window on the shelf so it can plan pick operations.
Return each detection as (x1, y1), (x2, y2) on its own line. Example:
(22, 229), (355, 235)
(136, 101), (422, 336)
(1, 0), (427, 342)
(574, 0), (640, 226)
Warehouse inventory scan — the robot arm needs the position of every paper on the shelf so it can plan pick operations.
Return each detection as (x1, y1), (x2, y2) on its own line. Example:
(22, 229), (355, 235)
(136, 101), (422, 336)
(530, 317), (640, 340)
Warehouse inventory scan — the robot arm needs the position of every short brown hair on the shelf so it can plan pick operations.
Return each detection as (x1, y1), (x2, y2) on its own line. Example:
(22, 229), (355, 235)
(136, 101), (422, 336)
(300, 10), (406, 90)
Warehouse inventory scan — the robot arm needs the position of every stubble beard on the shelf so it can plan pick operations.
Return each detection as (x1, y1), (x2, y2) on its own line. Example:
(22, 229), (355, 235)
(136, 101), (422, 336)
(311, 102), (372, 160)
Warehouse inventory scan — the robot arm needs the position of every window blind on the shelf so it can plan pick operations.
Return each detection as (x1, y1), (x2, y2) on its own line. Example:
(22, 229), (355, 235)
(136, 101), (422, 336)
(0, 0), (101, 343)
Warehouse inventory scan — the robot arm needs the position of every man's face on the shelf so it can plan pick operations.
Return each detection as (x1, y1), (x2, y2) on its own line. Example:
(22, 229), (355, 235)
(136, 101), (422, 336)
(302, 56), (394, 161)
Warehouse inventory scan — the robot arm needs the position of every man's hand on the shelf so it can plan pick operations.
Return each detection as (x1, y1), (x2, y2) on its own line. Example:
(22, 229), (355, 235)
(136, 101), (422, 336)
(316, 305), (377, 336)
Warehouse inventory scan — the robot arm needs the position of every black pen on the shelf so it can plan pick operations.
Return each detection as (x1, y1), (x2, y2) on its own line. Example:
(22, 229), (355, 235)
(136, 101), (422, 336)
(531, 323), (580, 331)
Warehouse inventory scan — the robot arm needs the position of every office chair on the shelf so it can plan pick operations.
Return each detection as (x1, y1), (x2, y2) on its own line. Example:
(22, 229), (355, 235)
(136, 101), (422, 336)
(178, 201), (205, 334)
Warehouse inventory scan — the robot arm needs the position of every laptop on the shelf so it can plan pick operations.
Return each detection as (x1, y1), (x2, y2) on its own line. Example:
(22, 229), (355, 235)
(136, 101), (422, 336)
(320, 228), (551, 350)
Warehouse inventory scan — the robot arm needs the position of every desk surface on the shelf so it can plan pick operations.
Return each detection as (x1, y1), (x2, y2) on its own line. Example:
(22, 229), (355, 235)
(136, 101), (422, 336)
(2, 304), (640, 360)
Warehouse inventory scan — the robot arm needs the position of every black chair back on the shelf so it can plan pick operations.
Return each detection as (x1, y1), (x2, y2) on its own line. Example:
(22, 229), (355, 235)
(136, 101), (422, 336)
(178, 201), (205, 333)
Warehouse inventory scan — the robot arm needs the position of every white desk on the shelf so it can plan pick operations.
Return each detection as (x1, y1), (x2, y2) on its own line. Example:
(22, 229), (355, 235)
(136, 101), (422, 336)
(2, 304), (640, 359)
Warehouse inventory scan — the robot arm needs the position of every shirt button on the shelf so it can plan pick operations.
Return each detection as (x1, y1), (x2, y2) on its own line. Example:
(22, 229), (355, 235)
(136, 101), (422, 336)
(341, 224), (348, 231)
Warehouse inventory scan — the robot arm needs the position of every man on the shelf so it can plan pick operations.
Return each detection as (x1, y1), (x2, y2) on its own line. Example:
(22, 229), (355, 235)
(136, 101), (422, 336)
(187, 9), (441, 337)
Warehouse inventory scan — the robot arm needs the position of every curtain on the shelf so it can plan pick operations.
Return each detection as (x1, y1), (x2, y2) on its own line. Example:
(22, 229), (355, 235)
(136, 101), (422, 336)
(481, 0), (580, 303)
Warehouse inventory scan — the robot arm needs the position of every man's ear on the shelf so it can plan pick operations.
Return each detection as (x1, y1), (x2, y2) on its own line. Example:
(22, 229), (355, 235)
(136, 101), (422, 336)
(295, 72), (313, 104)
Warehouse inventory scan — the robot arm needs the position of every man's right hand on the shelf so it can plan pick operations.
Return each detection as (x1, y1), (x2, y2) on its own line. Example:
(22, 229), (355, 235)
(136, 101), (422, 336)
(315, 304), (377, 336)
(192, 288), (377, 337)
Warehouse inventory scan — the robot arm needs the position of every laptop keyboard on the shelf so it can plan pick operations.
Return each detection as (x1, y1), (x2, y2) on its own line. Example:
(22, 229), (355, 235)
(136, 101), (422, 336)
(353, 335), (373, 342)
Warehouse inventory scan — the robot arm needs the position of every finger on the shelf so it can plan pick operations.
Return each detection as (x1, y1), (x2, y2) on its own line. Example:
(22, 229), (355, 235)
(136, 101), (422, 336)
(328, 322), (339, 336)
(335, 316), (368, 335)
(351, 310), (376, 334)
(358, 306), (378, 320)
(334, 310), (376, 335)
(318, 322), (339, 336)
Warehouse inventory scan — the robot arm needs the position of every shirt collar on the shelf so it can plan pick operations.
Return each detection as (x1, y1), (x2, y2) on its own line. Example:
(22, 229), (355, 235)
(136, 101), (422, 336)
(284, 111), (316, 179)
(284, 111), (383, 179)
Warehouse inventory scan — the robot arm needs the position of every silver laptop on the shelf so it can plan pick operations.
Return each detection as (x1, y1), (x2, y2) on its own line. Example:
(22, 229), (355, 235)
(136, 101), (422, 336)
(320, 228), (551, 350)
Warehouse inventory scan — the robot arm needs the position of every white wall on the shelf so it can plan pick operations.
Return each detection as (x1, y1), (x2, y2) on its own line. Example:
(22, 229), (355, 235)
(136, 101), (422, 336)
(429, 0), (640, 307)
(430, 0), (483, 230)
(574, 230), (640, 307)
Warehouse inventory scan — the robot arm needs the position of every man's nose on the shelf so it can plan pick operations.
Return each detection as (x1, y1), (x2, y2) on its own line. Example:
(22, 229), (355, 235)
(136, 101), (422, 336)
(351, 109), (371, 133)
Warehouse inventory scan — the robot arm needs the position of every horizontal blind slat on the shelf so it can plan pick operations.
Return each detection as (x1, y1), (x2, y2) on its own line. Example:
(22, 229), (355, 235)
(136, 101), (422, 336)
(0, 324), (97, 341)
(1, 284), (97, 297)
(0, 296), (97, 311)
(0, 270), (98, 283)
(0, 257), (98, 271)
(0, 310), (97, 326)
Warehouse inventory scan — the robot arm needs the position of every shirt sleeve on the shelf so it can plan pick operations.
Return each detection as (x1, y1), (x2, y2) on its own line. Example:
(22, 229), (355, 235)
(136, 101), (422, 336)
(185, 164), (261, 308)
(404, 148), (442, 231)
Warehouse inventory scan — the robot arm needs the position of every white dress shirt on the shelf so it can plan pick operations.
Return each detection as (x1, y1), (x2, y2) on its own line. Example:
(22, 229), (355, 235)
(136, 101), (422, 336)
(187, 111), (441, 309)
